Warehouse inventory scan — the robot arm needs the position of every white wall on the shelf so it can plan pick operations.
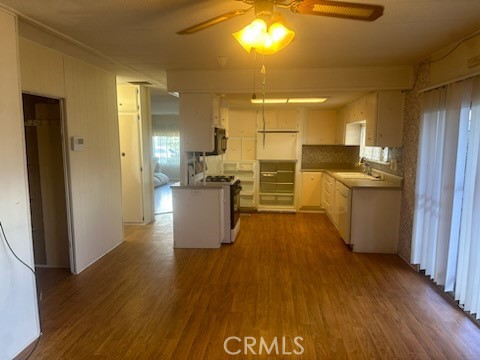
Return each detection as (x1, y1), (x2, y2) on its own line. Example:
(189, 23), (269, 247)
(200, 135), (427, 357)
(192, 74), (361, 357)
(19, 38), (124, 272)
(429, 32), (480, 87)
(63, 56), (124, 271)
(0, 9), (40, 360)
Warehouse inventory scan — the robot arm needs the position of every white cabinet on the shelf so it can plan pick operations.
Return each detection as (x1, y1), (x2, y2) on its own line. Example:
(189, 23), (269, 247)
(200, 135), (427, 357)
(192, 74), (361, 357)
(241, 138), (256, 160)
(334, 181), (351, 244)
(256, 132), (297, 160)
(229, 109), (257, 137)
(227, 109), (256, 161)
(226, 138), (242, 160)
(304, 110), (337, 145)
(172, 186), (223, 248)
(225, 138), (256, 161)
(336, 107), (347, 145)
(257, 109), (298, 130)
(365, 91), (404, 147)
(179, 93), (220, 152)
(350, 188), (401, 253)
(223, 161), (257, 209)
(322, 173), (335, 220)
(301, 172), (323, 208)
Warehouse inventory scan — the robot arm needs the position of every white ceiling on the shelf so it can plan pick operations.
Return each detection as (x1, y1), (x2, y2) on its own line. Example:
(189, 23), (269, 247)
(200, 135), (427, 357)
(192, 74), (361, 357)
(3, 0), (480, 109)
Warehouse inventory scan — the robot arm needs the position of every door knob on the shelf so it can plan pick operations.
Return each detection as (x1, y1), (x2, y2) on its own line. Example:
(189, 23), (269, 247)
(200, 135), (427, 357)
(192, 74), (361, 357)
(121, 152), (126, 157)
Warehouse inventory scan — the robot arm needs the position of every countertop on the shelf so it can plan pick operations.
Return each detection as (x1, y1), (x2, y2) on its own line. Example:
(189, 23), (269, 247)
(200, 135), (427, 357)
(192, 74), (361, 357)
(301, 168), (402, 190)
(170, 182), (224, 190)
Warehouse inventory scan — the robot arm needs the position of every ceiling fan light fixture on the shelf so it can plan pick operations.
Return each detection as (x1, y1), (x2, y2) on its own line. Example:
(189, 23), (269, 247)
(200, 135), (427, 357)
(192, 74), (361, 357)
(233, 16), (294, 55)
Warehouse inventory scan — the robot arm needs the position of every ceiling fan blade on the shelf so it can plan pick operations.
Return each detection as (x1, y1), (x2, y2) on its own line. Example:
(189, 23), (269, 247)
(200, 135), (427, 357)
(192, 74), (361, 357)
(177, 9), (248, 34)
(294, 0), (384, 21)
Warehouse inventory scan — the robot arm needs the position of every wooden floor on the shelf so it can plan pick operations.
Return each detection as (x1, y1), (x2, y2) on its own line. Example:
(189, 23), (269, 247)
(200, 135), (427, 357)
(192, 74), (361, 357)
(21, 213), (480, 359)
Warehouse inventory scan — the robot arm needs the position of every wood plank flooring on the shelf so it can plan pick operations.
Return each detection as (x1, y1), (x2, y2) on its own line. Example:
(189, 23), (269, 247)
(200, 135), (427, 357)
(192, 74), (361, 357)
(20, 213), (480, 359)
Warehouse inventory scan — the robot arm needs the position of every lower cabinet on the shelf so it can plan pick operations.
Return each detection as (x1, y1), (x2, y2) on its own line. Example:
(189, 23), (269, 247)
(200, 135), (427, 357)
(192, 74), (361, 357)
(301, 172), (323, 208)
(350, 188), (401, 253)
(322, 173), (335, 221)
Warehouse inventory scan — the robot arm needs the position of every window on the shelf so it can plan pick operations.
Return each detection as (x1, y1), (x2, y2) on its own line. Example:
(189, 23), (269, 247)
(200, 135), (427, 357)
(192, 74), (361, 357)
(359, 124), (389, 162)
(411, 76), (480, 320)
(152, 135), (180, 169)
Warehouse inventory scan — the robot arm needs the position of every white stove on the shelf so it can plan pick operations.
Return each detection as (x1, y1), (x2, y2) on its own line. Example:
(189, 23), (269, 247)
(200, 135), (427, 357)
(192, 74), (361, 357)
(200, 175), (241, 243)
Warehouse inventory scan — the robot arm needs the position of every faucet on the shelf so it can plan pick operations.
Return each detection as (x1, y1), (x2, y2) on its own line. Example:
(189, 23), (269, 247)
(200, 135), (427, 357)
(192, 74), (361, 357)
(360, 157), (371, 175)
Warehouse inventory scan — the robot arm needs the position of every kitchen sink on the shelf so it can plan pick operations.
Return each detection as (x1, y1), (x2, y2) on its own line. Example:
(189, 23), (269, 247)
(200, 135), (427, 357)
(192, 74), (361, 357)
(333, 172), (383, 181)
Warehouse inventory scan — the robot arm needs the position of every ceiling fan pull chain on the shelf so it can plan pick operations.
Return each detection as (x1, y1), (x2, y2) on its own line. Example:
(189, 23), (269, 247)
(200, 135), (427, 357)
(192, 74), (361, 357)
(261, 63), (267, 148)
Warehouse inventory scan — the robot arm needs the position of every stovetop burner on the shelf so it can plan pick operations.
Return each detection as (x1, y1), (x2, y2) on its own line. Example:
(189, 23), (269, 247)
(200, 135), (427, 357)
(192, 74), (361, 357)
(205, 175), (235, 183)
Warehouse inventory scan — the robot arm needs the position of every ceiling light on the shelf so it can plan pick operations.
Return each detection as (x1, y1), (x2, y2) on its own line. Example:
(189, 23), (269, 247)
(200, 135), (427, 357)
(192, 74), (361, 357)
(288, 98), (328, 103)
(251, 98), (288, 104)
(251, 97), (328, 104)
(233, 16), (294, 55)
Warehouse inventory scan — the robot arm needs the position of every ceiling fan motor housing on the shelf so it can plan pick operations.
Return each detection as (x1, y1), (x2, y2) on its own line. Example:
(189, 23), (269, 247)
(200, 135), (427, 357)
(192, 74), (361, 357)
(255, 0), (275, 17)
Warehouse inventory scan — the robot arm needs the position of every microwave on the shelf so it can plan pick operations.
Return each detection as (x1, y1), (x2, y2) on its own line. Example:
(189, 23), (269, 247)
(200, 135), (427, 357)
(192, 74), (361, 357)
(207, 127), (227, 156)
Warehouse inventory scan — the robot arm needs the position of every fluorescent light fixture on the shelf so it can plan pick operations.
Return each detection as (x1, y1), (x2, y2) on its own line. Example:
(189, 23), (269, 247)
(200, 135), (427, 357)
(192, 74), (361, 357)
(251, 98), (288, 104)
(251, 97), (328, 104)
(287, 97), (328, 103)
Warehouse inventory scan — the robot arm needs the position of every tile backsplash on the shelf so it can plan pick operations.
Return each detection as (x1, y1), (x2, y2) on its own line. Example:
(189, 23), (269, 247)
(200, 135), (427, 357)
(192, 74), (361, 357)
(302, 144), (404, 177)
(302, 145), (360, 169)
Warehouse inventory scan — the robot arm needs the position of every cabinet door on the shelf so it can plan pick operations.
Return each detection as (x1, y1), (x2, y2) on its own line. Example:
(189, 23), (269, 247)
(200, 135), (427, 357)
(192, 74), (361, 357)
(257, 109), (278, 129)
(229, 109), (257, 137)
(220, 105), (228, 129)
(241, 138), (256, 160)
(277, 109), (298, 129)
(117, 85), (138, 113)
(226, 138), (242, 160)
(179, 93), (214, 152)
(212, 95), (221, 127)
(376, 91), (404, 147)
(305, 110), (336, 144)
(365, 92), (378, 146)
(301, 172), (322, 207)
(336, 107), (347, 144)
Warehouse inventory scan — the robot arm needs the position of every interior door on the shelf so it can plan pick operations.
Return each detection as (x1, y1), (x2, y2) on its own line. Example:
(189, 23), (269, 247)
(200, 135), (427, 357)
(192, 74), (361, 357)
(119, 113), (144, 223)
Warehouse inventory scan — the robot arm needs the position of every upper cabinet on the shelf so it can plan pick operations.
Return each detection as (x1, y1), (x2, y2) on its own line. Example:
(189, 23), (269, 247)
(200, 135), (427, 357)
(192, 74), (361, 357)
(229, 109), (257, 137)
(365, 91), (404, 147)
(257, 109), (298, 130)
(340, 91), (404, 147)
(179, 93), (220, 152)
(304, 109), (337, 145)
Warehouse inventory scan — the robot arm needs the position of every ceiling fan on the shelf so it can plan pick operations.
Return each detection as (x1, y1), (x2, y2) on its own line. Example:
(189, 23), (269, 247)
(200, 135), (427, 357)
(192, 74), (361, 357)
(177, 0), (384, 35)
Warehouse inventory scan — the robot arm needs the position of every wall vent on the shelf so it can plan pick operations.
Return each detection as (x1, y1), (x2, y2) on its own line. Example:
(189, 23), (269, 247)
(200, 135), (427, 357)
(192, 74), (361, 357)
(128, 81), (153, 86)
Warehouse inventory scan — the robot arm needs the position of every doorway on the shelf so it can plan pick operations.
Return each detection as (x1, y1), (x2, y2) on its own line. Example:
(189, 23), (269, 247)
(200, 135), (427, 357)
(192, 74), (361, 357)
(23, 94), (73, 272)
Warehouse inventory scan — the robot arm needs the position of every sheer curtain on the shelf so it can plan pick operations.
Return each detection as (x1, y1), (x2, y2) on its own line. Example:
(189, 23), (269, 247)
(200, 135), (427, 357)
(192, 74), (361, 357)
(152, 115), (180, 179)
(456, 77), (480, 317)
(412, 77), (480, 320)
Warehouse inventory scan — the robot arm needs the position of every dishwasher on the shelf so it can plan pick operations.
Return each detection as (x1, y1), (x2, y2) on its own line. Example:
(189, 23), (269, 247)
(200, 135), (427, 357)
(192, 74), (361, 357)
(335, 181), (351, 244)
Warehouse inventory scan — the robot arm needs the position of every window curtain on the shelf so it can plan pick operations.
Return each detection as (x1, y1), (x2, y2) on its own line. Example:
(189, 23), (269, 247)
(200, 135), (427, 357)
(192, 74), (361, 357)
(152, 115), (180, 179)
(456, 76), (480, 317)
(412, 77), (480, 320)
